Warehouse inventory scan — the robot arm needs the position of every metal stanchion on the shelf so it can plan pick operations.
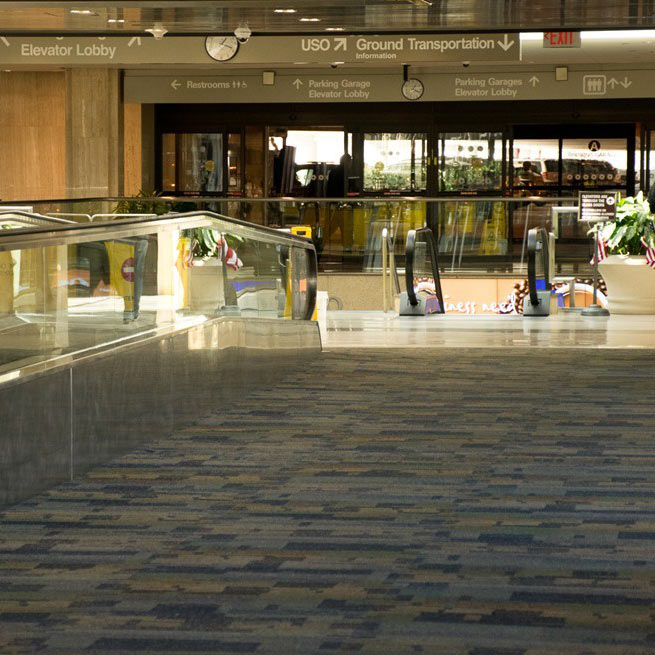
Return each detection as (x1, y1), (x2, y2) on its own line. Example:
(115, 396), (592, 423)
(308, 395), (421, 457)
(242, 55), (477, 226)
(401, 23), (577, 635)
(382, 227), (389, 313)
(582, 222), (610, 317)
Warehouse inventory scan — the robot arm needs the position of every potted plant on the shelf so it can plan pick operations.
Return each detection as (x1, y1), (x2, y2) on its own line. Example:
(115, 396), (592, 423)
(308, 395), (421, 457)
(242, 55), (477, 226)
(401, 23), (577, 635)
(591, 191), (655, 314)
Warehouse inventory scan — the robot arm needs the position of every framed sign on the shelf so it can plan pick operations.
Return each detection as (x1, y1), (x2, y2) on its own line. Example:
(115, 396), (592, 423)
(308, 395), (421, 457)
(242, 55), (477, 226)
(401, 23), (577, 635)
(579, 191), (618, 223)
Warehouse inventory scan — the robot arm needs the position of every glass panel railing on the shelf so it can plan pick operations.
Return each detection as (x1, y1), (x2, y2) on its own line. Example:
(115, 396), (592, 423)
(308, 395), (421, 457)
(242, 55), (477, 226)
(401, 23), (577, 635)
(2, 196), (590, 276)
(0, 211), (317, 376)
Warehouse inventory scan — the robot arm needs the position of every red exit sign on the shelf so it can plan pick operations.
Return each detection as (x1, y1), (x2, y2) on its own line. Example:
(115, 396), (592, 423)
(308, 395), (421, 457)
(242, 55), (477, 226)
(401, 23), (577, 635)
(543, 31), (581, 48)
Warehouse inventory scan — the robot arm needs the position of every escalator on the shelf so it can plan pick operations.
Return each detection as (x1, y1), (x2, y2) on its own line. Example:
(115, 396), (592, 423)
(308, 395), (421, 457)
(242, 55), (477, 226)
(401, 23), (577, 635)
(400, 227), (446, 316)
(523, 226), (555, 317)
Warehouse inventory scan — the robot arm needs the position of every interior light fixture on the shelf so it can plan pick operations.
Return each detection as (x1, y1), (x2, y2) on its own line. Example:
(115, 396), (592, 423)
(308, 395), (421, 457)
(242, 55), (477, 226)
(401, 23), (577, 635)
(145, 22), (168, 39)
(274, 8), (297, 13)
(325, 27), (344, 31)
(521, 29), (655, 42)
(70, 8), (94, 15)
(300, 17), (321, 22)
(107, 18), (125, 23)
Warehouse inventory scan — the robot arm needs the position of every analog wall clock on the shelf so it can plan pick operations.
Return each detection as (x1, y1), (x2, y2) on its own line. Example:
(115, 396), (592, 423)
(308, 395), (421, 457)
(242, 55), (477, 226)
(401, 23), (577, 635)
(205, 36), (239, 62)
(401, 78), (424, 100)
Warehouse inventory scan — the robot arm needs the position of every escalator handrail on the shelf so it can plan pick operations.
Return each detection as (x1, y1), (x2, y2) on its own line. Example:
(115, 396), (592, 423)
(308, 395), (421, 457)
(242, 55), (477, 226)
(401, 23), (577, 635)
(304, 245), (318, 322)
(405, 227), (445, 313)
(0, 209), (75, 227)
(0, 209), (316, 250)
(527, 226), (551, 308)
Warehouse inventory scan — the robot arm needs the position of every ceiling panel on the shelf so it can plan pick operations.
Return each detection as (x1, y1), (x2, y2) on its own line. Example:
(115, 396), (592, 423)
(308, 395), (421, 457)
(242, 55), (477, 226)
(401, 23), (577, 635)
(0, 1), (654, 35)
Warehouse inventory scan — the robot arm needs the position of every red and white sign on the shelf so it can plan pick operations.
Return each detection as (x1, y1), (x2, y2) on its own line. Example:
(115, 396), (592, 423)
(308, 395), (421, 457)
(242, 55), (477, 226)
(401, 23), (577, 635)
(121, 257), (135, 282)
(543, 32), (581, 48)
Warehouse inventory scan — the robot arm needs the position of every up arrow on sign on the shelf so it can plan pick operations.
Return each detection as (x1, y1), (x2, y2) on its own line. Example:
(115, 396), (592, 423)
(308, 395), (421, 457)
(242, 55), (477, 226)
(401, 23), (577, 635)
(293, 78), (303, 89)
(497, 34), (515, 51)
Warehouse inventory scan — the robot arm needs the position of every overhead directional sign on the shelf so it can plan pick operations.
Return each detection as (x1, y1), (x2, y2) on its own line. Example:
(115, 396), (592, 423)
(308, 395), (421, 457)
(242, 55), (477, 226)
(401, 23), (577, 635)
(124, 69), (655, 104)
(0, 33), (520, 66)
(232, 33), (520, 64)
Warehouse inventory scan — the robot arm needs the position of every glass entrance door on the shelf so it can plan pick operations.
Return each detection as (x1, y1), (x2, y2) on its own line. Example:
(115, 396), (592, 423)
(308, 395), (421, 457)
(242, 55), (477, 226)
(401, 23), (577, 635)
(510, 125), (633, 274)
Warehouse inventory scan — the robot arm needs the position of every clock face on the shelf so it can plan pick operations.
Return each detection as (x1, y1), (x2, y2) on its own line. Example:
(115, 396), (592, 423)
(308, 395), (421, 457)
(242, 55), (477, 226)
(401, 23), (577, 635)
(402, 78), (424, 101)
(205, 36), (239, 62)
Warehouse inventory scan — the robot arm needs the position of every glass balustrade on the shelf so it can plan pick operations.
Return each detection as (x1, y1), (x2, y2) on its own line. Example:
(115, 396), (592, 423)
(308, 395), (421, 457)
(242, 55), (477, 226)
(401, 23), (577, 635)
(1, 196), (588, 276)
(0, 211), (317, 377)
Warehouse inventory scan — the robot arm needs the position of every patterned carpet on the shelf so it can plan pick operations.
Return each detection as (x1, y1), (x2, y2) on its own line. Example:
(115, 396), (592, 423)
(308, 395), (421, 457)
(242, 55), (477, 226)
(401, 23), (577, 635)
(2, 349), (655, 654)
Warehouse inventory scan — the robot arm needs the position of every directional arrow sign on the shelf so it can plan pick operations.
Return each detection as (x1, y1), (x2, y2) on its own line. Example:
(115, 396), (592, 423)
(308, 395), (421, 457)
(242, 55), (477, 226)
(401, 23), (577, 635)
(0, 33), (519, 67)
(497, 34), (515, 52)
(232, 33), (519, 65)
(125, 69), (655, 104)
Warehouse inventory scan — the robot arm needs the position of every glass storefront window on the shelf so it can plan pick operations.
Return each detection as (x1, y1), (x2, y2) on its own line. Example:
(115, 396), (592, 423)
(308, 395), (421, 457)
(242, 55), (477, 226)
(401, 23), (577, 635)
(162, 133), (176, 192)
(227, 132), (242, 195)
(161, 133), (224, 194)
(561, 138), (626, 188)
(267, 128), (346, 197)
(439, 132), (503, 192)
(286, 130), (344, 165)
(363, 133), (427, 193)
(512, 138), (560, 192)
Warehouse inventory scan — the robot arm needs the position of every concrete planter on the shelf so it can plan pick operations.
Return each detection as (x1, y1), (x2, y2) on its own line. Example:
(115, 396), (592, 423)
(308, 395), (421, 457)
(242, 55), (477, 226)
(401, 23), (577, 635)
(599, 255), (655, 314)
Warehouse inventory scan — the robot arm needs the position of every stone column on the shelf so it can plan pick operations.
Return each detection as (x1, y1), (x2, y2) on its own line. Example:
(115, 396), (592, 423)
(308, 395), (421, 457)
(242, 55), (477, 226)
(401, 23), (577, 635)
(65, 69), (123, 198)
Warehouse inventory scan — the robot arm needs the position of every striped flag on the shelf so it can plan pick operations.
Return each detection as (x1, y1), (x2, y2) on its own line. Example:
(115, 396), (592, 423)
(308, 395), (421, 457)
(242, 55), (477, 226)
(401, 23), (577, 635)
(591, 235), (607, 265)
(597, 236), (607, 263)
(641, 238), (655, 270)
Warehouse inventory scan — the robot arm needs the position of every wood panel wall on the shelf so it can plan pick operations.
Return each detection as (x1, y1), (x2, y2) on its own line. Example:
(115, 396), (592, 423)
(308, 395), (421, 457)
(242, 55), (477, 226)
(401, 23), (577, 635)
(0, 72), (66, 201)
(65, 69), (122, 198)
(124, 103), (142, 196)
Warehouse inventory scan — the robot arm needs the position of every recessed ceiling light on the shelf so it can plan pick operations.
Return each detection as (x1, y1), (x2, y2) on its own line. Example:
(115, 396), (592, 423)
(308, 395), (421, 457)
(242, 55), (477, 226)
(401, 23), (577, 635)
(300, 17), (321, 22)
(70, 8), (95, 15)
(107, 18), (125, 23)
(274, 8), (297, 13)
(325, 27), (344, 31)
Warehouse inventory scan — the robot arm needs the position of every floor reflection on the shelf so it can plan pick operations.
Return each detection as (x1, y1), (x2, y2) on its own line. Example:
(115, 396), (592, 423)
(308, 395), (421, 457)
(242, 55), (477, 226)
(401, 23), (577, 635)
(324, 311), (655, 349)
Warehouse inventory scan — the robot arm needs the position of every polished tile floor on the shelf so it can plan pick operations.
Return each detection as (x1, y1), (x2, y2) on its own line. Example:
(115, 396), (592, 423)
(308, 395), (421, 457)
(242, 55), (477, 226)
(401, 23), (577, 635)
(322, 311), (655, 349)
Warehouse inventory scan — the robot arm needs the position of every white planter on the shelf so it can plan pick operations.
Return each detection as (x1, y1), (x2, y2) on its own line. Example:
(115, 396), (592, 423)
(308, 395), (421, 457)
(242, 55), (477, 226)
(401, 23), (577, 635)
(188, 258), (225, 312)
(599, 255), (655, 314)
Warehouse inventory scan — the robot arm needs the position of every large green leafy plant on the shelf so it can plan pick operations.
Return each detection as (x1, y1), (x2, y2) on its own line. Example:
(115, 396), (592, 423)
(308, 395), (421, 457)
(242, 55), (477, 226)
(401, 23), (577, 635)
(592, 191), (655, 254)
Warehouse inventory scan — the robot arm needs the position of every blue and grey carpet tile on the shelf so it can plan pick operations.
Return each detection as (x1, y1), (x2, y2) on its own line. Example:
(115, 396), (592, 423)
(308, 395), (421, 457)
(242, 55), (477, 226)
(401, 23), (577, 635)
(2, 349), (655, 654)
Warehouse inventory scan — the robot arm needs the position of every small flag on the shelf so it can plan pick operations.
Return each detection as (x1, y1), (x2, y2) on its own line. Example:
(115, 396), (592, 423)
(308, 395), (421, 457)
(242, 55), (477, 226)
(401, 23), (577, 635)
(221, 239), (243, 271)
(591, 236), (607, 264)
(641, 238), (655, 269)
